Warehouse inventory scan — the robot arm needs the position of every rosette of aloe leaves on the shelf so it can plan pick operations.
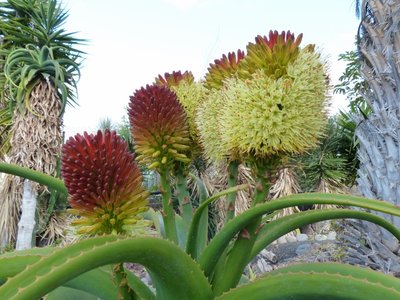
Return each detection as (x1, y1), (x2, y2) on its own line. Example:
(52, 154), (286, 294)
(0, 30), (400, 300)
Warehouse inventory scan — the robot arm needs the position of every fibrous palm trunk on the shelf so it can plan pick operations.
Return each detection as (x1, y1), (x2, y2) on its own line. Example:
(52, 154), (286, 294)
(351, 0), (400, 272)
(0, 79), (62, 247)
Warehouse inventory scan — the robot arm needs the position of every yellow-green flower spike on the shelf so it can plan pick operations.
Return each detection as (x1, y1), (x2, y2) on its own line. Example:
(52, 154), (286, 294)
(220, 48), (328, 158)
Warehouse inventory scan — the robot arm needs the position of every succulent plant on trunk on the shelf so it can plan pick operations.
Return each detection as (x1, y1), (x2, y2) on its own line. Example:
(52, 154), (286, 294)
(0, 0), (84, 247)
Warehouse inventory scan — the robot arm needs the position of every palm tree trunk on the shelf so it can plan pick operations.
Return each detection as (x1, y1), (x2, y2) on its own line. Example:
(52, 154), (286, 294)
(350, 0), (400, 272)
(0, 79), (62, 247)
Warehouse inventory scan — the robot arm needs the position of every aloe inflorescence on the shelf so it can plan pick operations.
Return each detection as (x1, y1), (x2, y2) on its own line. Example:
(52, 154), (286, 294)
(62, 130), (149, 235)
(155, 70), (194, 87)
(198, 30), (328, 163)
(129, 84), (191, 170)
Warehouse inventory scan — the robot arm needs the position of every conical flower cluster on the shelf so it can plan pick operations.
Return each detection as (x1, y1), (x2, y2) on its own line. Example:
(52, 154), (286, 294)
(129, 84), (191, 170)
(155, 70), (194, 87)
(62, 130), (148, 235)
(196, 50), (246, 162)
(155, 71), (206, 145)
(204, 50), (245, 90)
(238, 30), (303, 79)
(197, 30), (328, 162)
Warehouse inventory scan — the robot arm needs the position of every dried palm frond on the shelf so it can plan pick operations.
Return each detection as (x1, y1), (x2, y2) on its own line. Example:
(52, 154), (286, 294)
(0, 80), (62, 246)
(212, 163), (255, 229)
(313, 178), (348, 209)
(39, 212), (72, 246)
(268, 167), (301, 219)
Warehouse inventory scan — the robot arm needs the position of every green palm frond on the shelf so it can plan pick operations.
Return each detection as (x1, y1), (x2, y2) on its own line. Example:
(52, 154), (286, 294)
(4, 44), (80, 114)
(0, 0), (85, 115)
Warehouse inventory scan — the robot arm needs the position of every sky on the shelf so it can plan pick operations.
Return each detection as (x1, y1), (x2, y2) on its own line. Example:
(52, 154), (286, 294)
(62, 0), (360, 138)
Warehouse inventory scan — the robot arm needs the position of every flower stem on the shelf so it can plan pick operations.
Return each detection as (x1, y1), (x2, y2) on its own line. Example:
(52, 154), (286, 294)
(212, 167), (271, 296)
(160, 169), (179, 244)
(175, 166), (193, 237)
(113, 263), (136, 300)
(225, 160), (239, 222)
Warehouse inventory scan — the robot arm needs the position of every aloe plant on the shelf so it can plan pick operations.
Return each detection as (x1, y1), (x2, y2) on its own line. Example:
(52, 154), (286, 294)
(0, 166), (400, 300)
(1, 29), (399, 299)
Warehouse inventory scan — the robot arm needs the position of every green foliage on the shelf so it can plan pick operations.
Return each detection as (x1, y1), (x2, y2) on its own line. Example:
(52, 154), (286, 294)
(0, 182), (399, 299)
(334, 50), (371, 116)
(0, 0), (85, 115)
(298, 117), (358, 190)
(1, 27), (399, 300)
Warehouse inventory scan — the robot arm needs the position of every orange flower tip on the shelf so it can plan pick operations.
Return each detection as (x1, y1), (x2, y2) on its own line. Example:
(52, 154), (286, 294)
(71, 218), (92, 226)
(168, 148), (178, 155)
(76, 223), (102, 235)
(172, 143), (190, 151)
(170, 136), (190, 143)
(123, 219), (138, 225)
(148, 161), (160, 170)
(152, 150), (161, 158)
(139, 148), (156, 156)
(93, 207), (105, 214)
(175, 156), (191, 164)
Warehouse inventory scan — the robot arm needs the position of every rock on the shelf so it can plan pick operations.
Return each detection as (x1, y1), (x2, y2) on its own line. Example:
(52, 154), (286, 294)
(277, 236), (287, 244)
(295, 243), (312, 256)
(286, 235), (297, 243)
(315, 234), (328, 241)
(260, 249), (277, 263)
(327, 231), (337, 240)
(296, 233), (308, 242)
(256, 258), (273, 273)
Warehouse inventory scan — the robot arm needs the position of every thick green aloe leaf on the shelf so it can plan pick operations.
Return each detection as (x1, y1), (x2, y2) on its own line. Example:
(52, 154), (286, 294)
(1, 250), (121, 300)
(199, 193), (400, 278)
(0, 236), (213, 300)
(250, 208), (400, 260)
(216, 263), (400, 300)
(0, 247), (53, 280)
(45, 286), (99, 300)
(125, 268), (156, 300)
(186, 184), (248, 260)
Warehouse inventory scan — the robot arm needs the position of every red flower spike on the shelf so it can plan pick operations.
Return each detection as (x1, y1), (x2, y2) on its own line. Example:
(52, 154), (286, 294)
(62, 130), (148, 235)
(204, 49), (245, 90)
(238, 30), (303, 79)
(128, 84), (191, 170)
(155, 70), (194, 88)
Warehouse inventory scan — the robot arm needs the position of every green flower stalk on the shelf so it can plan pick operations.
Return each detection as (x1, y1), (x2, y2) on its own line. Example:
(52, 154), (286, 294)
(128, 84), (191, 170)
(61, 130), (149, 236)
(155, 72), (206, 239)
(129, 84), (192, 243)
